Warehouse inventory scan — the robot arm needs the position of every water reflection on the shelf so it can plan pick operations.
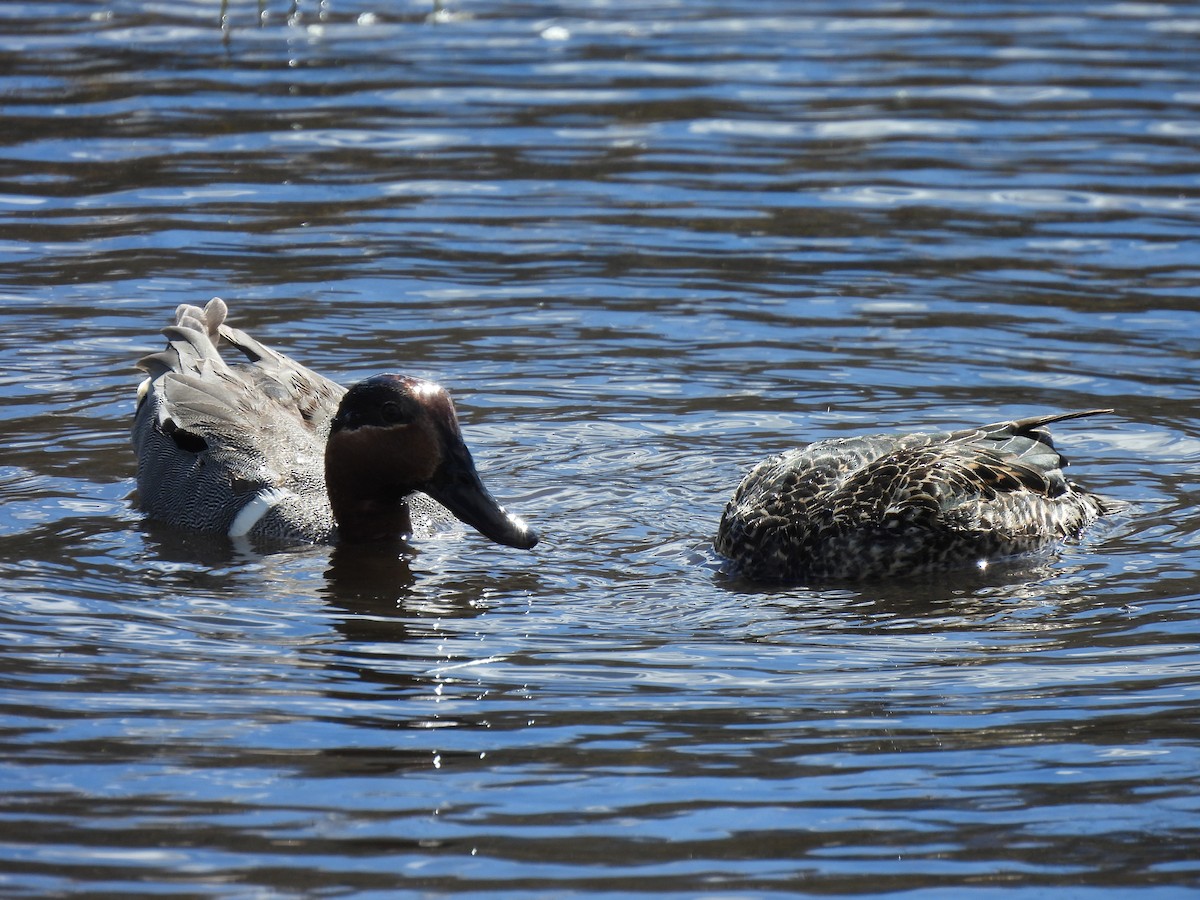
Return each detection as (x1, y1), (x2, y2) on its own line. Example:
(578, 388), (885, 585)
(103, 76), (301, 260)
(324, 539), (419, 603)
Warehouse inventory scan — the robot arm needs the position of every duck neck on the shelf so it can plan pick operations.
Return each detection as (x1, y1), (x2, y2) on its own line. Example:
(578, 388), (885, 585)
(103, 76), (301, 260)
(329, 489), (414, 544)
(325, 440), (416, 544)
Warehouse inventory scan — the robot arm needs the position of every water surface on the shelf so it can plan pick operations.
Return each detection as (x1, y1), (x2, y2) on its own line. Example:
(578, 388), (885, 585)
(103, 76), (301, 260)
(2, 0), (1200, 896)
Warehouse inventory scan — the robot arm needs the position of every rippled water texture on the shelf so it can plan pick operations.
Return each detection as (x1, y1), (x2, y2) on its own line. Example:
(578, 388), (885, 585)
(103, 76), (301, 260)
(2, 0), (1200, 896)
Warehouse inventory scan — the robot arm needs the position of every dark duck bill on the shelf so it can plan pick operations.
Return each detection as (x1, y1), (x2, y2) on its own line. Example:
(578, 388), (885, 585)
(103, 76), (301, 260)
(325, 374), (539, 549)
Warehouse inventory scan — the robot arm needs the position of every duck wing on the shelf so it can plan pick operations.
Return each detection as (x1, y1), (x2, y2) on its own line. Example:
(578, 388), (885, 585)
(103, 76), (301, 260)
(828, 409), (1113, 524)
(138, 298), (346, 434)
(936, 408), (1112, 500)
(133, 298), (345, 538)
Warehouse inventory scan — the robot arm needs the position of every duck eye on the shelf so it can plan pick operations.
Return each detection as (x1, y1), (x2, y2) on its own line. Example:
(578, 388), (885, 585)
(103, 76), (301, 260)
(381, 400), (411, 425)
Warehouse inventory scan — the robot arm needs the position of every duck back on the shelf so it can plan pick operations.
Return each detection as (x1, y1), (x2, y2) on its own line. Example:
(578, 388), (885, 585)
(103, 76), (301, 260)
(715, 410), (1117, 582)
(133, 299), (342, 542)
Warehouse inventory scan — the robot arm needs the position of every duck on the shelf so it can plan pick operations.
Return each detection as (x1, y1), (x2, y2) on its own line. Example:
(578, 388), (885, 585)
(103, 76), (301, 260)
(132, 297), (538, 550)
(715, 410), (1116, 582)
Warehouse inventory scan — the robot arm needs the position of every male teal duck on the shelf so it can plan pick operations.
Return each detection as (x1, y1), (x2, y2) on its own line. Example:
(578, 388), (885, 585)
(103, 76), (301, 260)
(132, 298), (538, 549)
(715, 410), (1115, 582)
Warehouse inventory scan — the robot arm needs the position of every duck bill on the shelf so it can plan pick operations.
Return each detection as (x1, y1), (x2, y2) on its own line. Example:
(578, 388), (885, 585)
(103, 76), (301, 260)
(427, 444), (539, 550)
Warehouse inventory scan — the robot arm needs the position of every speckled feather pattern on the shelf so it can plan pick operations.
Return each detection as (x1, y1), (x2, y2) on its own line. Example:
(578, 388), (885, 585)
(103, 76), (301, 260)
(715, 411), (1116, 582)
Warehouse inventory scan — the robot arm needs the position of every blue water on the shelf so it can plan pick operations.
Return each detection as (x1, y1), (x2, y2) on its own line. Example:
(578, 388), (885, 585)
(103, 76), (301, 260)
(1, 0), (1200, 896)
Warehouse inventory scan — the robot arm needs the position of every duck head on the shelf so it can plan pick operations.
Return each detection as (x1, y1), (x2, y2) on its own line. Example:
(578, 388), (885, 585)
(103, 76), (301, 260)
(324, 374), (538, 549)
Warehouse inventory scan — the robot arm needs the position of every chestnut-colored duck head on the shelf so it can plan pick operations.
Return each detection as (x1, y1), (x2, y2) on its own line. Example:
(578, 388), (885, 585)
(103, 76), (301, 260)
(324, 374), (538, 549)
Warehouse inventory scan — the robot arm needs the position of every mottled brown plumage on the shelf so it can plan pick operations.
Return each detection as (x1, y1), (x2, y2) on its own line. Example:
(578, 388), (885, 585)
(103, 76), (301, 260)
(715, 411), (1116, 582)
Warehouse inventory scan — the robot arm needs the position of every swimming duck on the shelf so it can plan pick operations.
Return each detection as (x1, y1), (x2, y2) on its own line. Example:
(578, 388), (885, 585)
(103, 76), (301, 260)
(132, 298), (538, 549)
(715, 410), (1115, 582)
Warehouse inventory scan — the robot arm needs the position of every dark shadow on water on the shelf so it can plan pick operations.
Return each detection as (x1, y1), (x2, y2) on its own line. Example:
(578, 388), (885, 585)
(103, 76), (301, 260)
(135, 519), (422, 615)
(323, 539), (418, 603)
(136, 516), (543, 619)
(137, 519), (250, 570)
(712, 545), (1108, 619)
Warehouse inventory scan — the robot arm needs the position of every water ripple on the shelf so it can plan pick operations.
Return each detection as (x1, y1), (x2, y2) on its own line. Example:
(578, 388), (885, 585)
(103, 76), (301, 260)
(0, 0), (1199, 895)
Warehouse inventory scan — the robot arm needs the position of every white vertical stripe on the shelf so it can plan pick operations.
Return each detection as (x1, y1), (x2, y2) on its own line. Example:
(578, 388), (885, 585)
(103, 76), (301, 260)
(228, 488), (290, 537)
